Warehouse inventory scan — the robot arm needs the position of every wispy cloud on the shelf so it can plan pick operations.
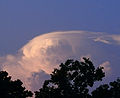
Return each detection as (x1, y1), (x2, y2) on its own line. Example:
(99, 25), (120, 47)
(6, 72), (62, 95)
(93, 34), (120, 45)
(94, 37), (111, 44)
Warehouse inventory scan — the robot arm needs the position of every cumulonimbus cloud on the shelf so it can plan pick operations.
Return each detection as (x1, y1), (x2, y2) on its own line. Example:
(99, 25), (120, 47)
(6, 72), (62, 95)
(0, 31), (120, 91)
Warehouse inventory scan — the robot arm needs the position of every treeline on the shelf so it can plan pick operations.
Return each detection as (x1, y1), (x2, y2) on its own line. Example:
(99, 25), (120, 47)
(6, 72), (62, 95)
(0, 58), (120, 98)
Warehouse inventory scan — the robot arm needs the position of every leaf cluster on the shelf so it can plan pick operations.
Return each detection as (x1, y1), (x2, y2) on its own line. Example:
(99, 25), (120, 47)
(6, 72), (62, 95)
(0, 71), (33, 98)
(35, 58), (105, 98)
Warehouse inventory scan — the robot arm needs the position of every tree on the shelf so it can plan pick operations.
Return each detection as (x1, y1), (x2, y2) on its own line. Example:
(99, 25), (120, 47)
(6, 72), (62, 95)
(35, 58), (105, 98)
(0, 71), (33, 98)
(92, 78), (120, 98)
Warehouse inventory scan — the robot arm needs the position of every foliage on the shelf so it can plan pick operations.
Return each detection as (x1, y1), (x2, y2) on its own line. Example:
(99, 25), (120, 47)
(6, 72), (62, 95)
(0, 71), (33, 98)
(2, 57), (120, 98)
(35, 58), (105, 98)
(92, 78), (120, 98)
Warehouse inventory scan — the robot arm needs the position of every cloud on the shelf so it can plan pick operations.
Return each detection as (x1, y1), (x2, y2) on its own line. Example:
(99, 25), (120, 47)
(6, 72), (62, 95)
(100, 61), (111, 72)
(80, 54), (91, 62)
(29, 71), (50, 91)
(94, 37), (111, 44)
(0, 31), (120, 91)
(93, 34), (120, 45)
(111, 35), (120, 44)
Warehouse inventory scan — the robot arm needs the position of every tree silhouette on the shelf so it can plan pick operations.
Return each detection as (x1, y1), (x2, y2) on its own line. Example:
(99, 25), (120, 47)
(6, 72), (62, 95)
(92, 78), (120, 98)
(0, 71), (33, 98)
(35, 58), (105, 98)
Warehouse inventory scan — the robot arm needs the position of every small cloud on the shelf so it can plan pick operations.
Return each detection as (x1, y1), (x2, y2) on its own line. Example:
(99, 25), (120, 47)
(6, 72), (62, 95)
(93, 34), (120, 45)
(100, 61), (111, 72)
(80, 54), (91, 62)
(111, 35), (120, 44)
(94, 37), (110, 44)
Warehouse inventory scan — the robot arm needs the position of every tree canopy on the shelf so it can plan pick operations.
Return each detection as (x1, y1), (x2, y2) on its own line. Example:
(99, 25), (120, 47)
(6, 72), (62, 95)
(1, 58), (120, 98)
(92, 78), (120, 98)
(35, 58), (105, 98)
(0, 71), (33, 98)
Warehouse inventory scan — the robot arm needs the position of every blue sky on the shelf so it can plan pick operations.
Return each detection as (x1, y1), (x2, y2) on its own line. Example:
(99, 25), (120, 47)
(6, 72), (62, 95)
(0, 1), (120, 91)
(0, 0), (120, 55)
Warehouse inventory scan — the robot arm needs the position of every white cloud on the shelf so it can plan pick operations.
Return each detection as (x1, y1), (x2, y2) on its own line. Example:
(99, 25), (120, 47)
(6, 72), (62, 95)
(100, 61), (111, 72)
(94, 37), (110, 44)
(111, 35), (120, 44)
(80, 54), (91, 61)
(0, 31), (120, 91)
(93, 34), (120, 45)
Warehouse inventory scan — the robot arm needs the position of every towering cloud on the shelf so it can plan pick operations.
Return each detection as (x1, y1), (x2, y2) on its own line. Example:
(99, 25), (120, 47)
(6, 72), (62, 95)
(0, 31), (120, 91)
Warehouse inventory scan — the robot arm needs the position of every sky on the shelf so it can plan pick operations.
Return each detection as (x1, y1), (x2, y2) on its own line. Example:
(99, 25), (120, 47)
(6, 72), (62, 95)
(0, 0), (120, 91)
(0, 0), (120, 55)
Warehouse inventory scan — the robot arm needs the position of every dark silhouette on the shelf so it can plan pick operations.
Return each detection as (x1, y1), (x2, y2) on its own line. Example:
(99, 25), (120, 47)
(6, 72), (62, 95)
(0, 71), (33, 98)
(35, 58), (105, 98)
(92, 78), (120, 98)
(1, 58), (120, 98)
